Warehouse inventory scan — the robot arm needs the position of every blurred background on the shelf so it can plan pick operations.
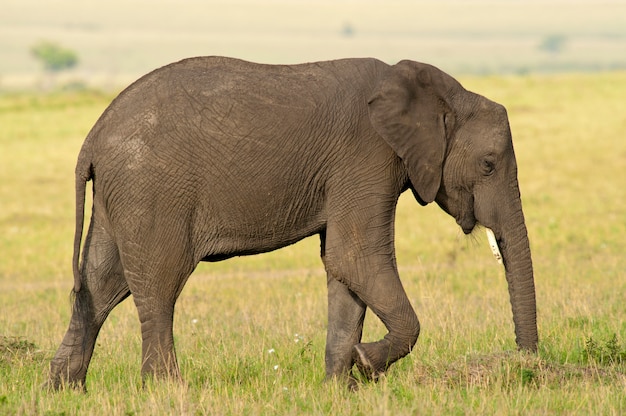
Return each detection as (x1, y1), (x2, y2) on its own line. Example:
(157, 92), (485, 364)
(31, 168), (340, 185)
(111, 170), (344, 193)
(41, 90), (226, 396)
(2, 0), (625, 90)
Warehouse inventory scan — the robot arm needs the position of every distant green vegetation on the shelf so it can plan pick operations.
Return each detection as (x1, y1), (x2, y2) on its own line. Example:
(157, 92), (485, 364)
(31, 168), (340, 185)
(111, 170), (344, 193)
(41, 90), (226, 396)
(1, 71), (625, 414)
(30, 41), (79, 73)
(539, 34), (568, 55)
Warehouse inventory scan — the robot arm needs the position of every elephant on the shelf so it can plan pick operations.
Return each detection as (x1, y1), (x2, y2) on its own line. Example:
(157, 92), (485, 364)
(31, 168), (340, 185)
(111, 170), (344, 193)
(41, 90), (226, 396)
(47, 56), (537, 390)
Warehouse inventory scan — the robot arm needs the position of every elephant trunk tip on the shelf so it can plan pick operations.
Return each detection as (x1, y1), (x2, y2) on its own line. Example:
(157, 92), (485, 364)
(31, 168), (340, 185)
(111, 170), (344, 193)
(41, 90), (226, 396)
(518, 338), (539, 353)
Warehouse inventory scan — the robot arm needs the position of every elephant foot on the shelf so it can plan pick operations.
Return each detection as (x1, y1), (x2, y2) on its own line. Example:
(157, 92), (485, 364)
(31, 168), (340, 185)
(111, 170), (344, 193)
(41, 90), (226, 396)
(46, 357), (88, 392)
(43, 372), (87, 392)
(42, 378), (86, 392)
(324, 372), (360, 392)
(351, 341), (392, 381)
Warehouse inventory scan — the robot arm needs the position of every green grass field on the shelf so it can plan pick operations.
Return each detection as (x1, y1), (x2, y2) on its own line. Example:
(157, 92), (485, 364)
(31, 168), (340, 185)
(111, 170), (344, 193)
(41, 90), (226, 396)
(1, 71), (626, 414)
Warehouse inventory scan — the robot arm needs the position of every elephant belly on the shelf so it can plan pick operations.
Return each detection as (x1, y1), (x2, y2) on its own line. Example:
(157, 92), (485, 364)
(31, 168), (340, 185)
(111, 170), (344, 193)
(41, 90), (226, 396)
(192, 161), (328, 261)
(197, 214), (324, 262)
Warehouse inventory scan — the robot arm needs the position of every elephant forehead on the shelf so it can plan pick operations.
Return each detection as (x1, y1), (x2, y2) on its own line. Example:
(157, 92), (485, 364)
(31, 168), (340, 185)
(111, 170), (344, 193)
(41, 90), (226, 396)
(479, 126), (512, 156)
(467, 99), (510, 133)
(469, 98), (507, 122)
(450, 116), (512, 159)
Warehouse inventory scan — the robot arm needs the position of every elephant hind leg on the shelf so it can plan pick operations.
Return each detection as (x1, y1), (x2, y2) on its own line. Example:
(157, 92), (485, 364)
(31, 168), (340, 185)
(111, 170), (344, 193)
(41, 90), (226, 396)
(48, 223), (129, 390)
(122, 237), (196, 384)
(133, 296), (182, 383)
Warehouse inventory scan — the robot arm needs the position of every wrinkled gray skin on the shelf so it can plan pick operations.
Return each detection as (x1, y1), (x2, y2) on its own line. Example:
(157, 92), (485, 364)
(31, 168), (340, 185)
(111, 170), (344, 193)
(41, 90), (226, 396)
(48, 57), (537, 390)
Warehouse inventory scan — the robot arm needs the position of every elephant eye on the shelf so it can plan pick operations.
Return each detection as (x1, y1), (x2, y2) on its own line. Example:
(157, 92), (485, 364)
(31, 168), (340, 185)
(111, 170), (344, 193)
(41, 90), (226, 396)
(480, 158), (495, 176)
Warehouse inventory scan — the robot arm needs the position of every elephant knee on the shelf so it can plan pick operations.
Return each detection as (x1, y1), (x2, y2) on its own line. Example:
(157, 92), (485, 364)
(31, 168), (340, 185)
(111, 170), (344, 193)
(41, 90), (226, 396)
(400, 311), (421, 351)
(408, 320), (420, 350)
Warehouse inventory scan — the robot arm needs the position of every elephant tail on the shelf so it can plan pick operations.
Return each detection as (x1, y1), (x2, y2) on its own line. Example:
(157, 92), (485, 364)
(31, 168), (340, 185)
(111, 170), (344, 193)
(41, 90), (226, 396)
(72, 149), (93, 294)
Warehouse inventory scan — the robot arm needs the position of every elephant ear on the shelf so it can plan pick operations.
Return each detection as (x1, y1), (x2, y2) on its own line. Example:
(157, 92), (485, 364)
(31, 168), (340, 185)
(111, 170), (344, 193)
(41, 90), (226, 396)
(368, 60), (451, 205)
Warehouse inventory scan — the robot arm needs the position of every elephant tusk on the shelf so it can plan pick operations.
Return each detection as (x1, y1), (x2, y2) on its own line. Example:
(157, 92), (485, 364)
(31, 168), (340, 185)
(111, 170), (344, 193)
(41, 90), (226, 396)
(486, 228), (503, 265)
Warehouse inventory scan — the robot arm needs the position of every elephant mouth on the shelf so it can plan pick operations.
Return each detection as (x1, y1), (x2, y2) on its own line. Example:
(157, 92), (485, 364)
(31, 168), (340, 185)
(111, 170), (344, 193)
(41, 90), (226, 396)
(455, 194), (477, 234)
(436, 192), (476, 234)
(457, 214), (477, 234)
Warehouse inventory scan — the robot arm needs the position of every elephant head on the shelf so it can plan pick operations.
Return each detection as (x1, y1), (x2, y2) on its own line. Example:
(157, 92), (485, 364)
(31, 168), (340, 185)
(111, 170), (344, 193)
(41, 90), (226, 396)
(368, 60), (538, 352)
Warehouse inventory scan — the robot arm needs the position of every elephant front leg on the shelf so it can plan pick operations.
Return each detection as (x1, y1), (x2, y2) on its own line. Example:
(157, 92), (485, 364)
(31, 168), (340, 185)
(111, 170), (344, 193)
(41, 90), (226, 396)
(325, 275), (366, 385)
(322, 196), (424, 381)
(350, 271), (420, 381)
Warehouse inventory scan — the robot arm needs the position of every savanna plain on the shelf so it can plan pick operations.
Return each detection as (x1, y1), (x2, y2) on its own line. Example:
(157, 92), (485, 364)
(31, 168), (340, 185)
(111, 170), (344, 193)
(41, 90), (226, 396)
(1, 71), (625, 414)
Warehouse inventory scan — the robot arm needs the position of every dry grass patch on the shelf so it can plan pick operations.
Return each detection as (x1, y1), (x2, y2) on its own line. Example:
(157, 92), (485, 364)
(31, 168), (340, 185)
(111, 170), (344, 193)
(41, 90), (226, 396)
(0, 336), (44, 366)
(439, 351), (626, 391)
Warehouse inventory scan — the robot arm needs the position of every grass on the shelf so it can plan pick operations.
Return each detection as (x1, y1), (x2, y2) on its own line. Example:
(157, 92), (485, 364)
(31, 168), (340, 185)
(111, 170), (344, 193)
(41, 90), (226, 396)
(1, 71), (626, 414)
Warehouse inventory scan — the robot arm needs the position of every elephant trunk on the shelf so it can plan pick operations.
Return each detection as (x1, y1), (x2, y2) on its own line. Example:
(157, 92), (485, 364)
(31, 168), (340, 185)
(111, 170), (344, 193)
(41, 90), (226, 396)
(498, 205), (538, 352)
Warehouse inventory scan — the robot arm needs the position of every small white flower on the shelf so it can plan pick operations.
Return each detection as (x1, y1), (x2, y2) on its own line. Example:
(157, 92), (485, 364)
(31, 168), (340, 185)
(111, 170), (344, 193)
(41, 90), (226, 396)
(268, 348), (275, 354)
(273, 365), (279, 370)
(191, 319), (198, 324)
